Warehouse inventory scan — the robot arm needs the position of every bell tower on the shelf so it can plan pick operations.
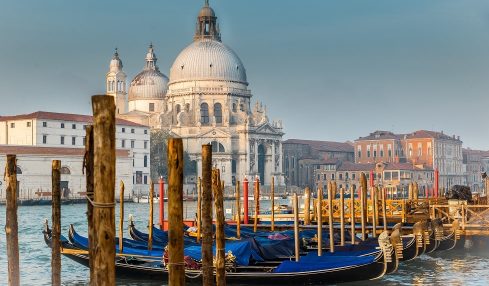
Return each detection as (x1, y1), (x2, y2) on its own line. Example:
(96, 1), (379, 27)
(194, 0), (221, 42)
(106, 48), (127, 115)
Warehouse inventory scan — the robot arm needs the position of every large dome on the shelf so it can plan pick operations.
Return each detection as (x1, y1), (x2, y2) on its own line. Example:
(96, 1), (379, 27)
(128, 69), (168, 100)
(128, 44), (169, 101)
(169, 39), (247, 85)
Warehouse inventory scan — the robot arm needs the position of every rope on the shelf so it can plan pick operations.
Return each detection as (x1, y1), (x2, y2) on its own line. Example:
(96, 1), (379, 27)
(185, 271), (203, 279)
(86, 196), (116, 208)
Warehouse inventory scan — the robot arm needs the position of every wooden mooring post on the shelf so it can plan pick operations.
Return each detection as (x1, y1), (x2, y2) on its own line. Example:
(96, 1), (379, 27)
(253, 177), (260, 232)
(148, 181), (154, 251)
(119, 181), (125, 254)
(350, 185), (356, 244)
(339, 187), (345, 246)
(167, 138), (185, 286)
(159, 177), (165, 230)
(381, 187), (387, 232)
(197, 177), (202, 242)
(371, 186), (377, 238)
(92, 95), (116, 285)
(317, 187), (323, 256)
(83, 126), (95, 284)
(360, 173), (367, 240)
(293, 193), (300, 262)
(5, 154), (20, 286)
(201, 144), (213, 286)
(235, 180), (241, 239)
(51, 160), (61, 286)
(328, 181), (335, 253)
(304, 187), (311, 226)
(271, 176), (276, 231)
(213, 170), (226, 286)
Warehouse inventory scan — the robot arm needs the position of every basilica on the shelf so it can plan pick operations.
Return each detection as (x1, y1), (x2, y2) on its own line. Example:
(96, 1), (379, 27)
(105, 1), (284, 186)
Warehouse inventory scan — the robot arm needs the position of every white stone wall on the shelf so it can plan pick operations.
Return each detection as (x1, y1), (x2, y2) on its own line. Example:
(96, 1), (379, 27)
(0, 154), (132, 200)
(0, 119), (37, 145)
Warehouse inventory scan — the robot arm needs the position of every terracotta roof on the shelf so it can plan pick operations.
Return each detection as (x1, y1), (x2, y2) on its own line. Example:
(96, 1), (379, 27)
(282, 139), (354, 153)
(406, 130), (461, 142)
(0, 111), (148, 127)
(337, 162), (375, 172)
(0, 145), (130, 157)
(356, 131), (403, 141)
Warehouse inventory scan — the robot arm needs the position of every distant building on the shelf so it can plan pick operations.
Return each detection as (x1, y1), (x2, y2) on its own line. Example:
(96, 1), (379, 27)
(313, 161), (433, 195)
(0, 146), (132, 200)
(282, 139), (354, 188)
(0, 111), (150, 194)
(355, 130), (464, 190)
(463, 148), (486, 192)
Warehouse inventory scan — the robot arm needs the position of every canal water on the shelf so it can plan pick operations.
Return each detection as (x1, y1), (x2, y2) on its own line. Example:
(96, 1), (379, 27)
(1, 202), (488, 285)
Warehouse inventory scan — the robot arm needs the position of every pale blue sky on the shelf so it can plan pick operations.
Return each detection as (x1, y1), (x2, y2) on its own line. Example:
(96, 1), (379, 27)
(1, 0), (488, 149)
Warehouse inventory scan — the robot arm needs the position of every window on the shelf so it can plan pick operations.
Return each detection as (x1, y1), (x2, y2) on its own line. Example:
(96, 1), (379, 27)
(131, 140), (135, 148)
(357, 150), (361, 158)
(352, 173), (356, 180)
(144, 155), (148, 167)
(388, 149), (392, 157)
(149, 103), (155, 112)
(83, 125), (87, 130)
(27, 122), (31, 127)
(214, 103), (222, 124)
(72, 124), (76, 129)
(211, 141), (225, 152)
(175, 104), (181, 114)
(60, 136), (65, 145)
(232, 160), (237, 173)
(121, 140), (125, 148)
(72, 137), (76, 145)
(10, 123), (15, 128)
(200, 103), (209, 124)
(122, 128), (125, 133)
(144, 175), (148, 185)
(144, 141), (148, 149)
(43, 122), (47, 127)
(61, 123), (65, 128)
(144, 130), (148, 135)
(83, 137), (86, 146)
(331, 174), (335, 180)
(373, 150), (377, 158)
(43, 135), (47, 144)
(232, 103), (237, 112)
(339, 173), (343, 180)
(131, 128), (135, 134)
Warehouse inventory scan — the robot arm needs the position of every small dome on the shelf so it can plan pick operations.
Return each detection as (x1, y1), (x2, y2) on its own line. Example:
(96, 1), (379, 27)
(128, 69), (168, 100)
(109, 49), (123, 72)
(198, 6), (215, 17)
(128, 44), (169, 101)
(169, 39), (247, 85)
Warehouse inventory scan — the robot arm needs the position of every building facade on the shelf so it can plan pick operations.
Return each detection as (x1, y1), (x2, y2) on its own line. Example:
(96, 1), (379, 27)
(354, 131), (405, 164)
(0, 146), (132, 200)
(107, 1), (284, 186)
(463, 148), (485, 192)
(0, 111), (150, 193)
(282, 139), (354, 188)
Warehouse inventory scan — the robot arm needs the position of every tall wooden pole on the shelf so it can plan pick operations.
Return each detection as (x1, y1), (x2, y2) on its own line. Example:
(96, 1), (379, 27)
(271, 176), (276, 231)
(159, 177), (165, 230)
(317, 187), (323, 256)
(235, 180), (241, 239)
(243, 178), (249, 224)
(197, 177), (202, 242)
(119, 181), (124, 254)
(328, 181), (335, 253)
(253, 177), (260, 232)
(371, 186), (377, 238)
(148, 181), (154, 251)
(304, 187), (311, 225)
(92, 95), (116, 285)
(84, 126), (95, 285)
(213, 170), (226, 286)
(5, 155), (20, 286)
(339, 187), (345, 246)
(360, 172), (367, 240)
(382, 187), (388, 232)
(293, 193), (300, 262)
(51, 160), (61, 286)
(201, 144), (213, 286)
(350, 185), (356, 244)
(167, 138), (185, 286)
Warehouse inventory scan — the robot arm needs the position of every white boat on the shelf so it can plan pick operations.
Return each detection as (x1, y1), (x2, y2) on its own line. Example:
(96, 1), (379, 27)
(132, 196), (162, 204)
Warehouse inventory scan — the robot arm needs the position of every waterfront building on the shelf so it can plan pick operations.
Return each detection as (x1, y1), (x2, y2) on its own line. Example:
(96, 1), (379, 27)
(0, 146), (132, 200)
(463, 148), (486, 192)
(313, 160), (433, 195)
(0, 111), (150, 194)
(282, 139), (354, 188)
(107, 1), (285, 186)
(354, 131), (405, 164)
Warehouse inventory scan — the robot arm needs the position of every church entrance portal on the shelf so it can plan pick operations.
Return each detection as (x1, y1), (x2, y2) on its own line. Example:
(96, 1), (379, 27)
(258, 144), (266, 184)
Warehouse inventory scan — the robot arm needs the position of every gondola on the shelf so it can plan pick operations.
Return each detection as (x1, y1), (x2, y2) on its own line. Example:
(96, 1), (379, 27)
(391, 223), (418, 261)
(43, 221), (391, 284)
(436, 219), (463, 251)
(424, 219), (443, 253)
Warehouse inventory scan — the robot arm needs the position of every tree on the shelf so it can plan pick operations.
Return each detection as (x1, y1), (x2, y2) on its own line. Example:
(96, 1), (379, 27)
(150, 129), (197, 181)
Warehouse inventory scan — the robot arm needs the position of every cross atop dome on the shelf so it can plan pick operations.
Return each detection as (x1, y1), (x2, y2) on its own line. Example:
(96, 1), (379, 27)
(194, 0), (221, 42)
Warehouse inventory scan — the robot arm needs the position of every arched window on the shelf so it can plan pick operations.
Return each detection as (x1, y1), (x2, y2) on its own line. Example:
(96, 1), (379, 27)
(211, 141), (225, 153)
(201, 103), (209, 124)
(175, 104), (181, 114)
(232, 103), (237, 112)
(214, 103), (222, 124)
(60, 167), (71, 175)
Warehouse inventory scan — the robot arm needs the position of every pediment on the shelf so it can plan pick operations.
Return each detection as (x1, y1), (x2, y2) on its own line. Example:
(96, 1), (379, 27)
(197, 128), (232, 139)
(254, 123), (280, 135)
